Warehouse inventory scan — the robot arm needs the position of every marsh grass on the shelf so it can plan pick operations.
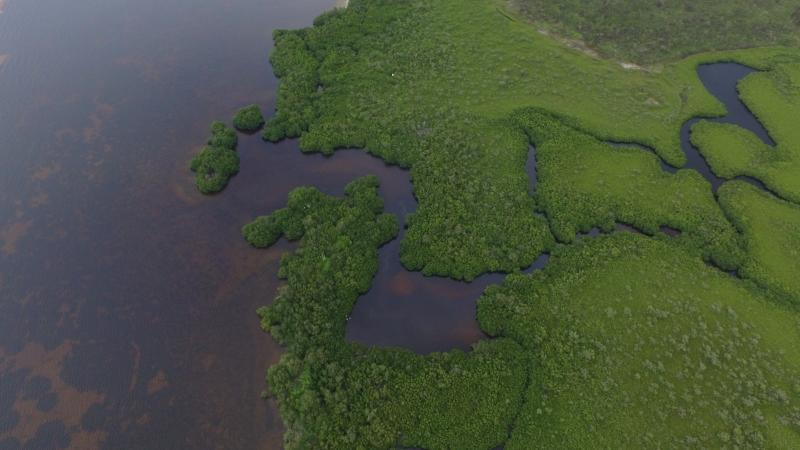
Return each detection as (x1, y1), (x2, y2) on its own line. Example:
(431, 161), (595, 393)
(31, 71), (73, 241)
(479, 234), (800, 448)
(692, 62), (800, 203)
(719, 180), (800, 303)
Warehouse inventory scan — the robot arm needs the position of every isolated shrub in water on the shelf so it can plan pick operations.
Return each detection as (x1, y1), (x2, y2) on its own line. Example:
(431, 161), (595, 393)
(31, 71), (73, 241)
(233, 104), (265, 132)
(190, 146), (240, 194)
(208, 120), (238, 149)
(190, 121), (240, 194)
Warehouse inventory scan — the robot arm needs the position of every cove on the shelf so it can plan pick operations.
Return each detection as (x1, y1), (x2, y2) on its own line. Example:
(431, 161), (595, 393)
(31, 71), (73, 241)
(343, 142), (544, 354)
(680, 62), (775, 191)
(233, 137), (546, 355)
(344, 145), (652, 353)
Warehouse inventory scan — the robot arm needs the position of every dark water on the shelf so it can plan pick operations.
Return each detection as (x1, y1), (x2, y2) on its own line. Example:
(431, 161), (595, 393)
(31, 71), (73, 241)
(611, 62), (775, 190)
(682, 63), (774, 190)
(525, 145), (537, 194)
(345, 142), (548, 354)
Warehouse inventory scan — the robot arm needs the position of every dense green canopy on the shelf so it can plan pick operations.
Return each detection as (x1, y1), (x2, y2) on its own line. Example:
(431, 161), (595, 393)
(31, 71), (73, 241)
(226, 0), (800, 448)
(190, 121), (240, 194)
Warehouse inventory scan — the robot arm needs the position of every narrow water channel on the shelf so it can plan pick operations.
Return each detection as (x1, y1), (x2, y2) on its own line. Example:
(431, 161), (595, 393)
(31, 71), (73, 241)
(681, 63), (775, 190)
(347, 61), (776, 354)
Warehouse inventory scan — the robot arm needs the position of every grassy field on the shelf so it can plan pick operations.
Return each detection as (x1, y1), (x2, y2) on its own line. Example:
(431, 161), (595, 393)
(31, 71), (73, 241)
(478, 234), (800, 448)
(515, 108), (743, 269)
(509, 0), (800, 64)
(719, 181), (800, 303)
(692, 62), (800, 203)
(263, 0), (799, 279)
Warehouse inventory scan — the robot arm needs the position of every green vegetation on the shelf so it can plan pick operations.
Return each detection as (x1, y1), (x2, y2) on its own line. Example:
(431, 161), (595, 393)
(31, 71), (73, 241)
(478, 233), (800, 448)
(246, 177), (529, 450)
(397, 122), (553, 280)
(189, 121), (239, 194)
(233, 104), (265, 132)
(692, 62), (800, 203)
(251, 185), (800, 448)
(208, 120), (238, 149)
(515, 108), (743, 269)
(719, 181), (800, 303)
(239, 0), (800, 447)
(264, 0), (799, 164)
(259, 0), (800, 279)
(509, 0), (800, 64)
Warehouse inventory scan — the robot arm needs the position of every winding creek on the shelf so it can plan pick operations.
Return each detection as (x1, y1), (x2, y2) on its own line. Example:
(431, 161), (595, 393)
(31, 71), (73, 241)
(681, 63), (776, 191)
(0, 0), (779, 447)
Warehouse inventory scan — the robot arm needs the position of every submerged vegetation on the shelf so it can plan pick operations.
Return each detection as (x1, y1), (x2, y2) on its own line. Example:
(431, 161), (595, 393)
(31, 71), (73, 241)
(509, 0), (800, 64)
(233, 104), (265, 132)
(189, 121), (239, 194)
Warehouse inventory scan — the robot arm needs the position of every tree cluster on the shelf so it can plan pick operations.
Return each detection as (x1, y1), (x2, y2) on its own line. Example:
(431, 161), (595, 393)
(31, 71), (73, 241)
(233, 104), (266, 132)
(189, 121), (240, 194)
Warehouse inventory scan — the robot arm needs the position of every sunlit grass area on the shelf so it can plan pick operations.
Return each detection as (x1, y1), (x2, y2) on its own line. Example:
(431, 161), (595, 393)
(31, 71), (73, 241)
(509, 0), (800, 64)
(693, 62), (800, 203)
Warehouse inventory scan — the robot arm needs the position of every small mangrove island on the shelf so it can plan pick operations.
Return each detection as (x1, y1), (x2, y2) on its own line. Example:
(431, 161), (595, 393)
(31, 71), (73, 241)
(190, 121), (239, 194)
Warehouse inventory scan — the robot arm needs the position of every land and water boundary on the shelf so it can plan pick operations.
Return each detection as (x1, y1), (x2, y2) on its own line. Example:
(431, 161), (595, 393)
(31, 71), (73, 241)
(192, 0), (800, 448)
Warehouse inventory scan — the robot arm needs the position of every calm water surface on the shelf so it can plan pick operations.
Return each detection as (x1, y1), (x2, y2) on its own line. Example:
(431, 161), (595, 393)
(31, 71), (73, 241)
(0, 1), (369, 448)
(681, 63), (775, 190)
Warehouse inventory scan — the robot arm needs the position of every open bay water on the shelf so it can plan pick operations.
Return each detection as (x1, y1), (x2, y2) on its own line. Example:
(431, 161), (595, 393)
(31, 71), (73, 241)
(0, 1), (355, 448)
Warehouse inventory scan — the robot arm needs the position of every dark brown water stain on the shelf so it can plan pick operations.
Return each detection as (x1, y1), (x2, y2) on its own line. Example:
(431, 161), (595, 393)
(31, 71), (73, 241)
(0, 342), (107, 448)
(0, 0), (348, 448)
(0, 219), (31, 255)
